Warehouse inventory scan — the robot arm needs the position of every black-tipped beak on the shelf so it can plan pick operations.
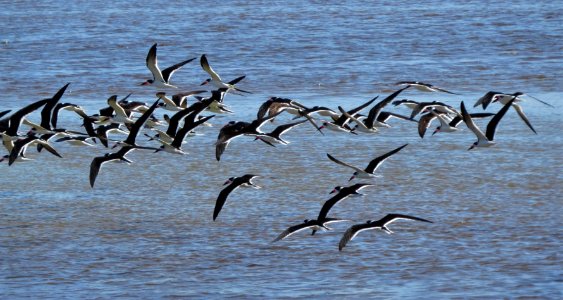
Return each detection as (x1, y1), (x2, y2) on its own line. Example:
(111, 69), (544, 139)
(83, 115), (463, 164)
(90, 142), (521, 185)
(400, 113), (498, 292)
(329, 189), (336, 194)
(348, 175), (355, 181)
(432, 129), (438, 136)
(223, 180), (232, 185)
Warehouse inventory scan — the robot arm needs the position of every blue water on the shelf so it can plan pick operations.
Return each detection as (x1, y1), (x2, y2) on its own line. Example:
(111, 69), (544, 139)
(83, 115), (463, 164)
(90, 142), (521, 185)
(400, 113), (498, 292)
(1, 1), (562, 298)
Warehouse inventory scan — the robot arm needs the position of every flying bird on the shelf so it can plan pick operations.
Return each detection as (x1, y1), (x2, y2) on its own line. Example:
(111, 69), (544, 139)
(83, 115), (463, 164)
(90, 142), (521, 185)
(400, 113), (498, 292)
(460, 99), (514, 150)
(213, 174), (260, 221)
(338, 214), (432, 251)
(327, 144), (408, 181)
(141, 43), (196, 88)
(396, 81), (459, 95)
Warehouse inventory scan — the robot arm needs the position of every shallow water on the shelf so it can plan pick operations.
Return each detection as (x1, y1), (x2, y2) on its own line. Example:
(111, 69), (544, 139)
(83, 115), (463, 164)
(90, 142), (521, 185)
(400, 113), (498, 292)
(1, 1), (562, 298)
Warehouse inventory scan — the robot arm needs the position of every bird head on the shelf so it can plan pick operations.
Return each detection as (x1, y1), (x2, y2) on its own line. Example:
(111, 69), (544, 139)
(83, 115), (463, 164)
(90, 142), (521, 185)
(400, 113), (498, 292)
(330, 186), (342, 194)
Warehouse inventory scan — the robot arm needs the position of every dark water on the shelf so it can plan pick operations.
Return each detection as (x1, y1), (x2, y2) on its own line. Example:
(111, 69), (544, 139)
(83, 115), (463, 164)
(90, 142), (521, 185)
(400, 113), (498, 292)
(1, 1), (562, 298)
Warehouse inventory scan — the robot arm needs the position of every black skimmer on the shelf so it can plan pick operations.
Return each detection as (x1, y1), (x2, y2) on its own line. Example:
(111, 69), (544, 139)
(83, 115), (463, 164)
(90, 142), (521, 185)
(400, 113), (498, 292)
(215, 113), (279, 161)
(2, 99), (48, 136)
(37, 83), (70, 132)
(338, 214), (432, 251)
(112, 99), (161, 148)
(257, 97), (308, 120)
(156, 90), (207, 111)
(311, 183), (373, 235)
(200, 55), (250, 93)
(141, 43), (196, 89)
(272, 218), (346, 242)
(417, 110), (447, 138)
(396, 81), (459, 95)
(474, 91), (553, 110)
(319, 96), (379, 133)
(89, 146), (135, 188)
(254, 119), (307, 146)
(55, 136), (96, 147)
(106, 95), (135, 124)
(373, 111), (415, 127)
(213, 174), (260, 221)
(51, 102), (88, 129)
(431, 112), (494, 136)
(392, 99), (420, 109)
(327, 143), (408, 181)
(155, 115), (215, 155)
(345, 87), (409, 133)
(8, 133), (62, 166)
(461, 99), (514, 150)
(475, 91), (552, 134)
(409, 101), (459, 120)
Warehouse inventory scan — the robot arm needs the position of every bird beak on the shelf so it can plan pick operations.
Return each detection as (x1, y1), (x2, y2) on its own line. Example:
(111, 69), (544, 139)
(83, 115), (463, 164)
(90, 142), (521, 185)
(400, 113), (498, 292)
(348, 175), (355, 181)
(200, 79), (209, 86)
(223, 180), (232, 185)
(468, 145), (474, 151)
(329, 189), (336, 194)
(140, 81), (150, 86)
(432, 129), (438, 135)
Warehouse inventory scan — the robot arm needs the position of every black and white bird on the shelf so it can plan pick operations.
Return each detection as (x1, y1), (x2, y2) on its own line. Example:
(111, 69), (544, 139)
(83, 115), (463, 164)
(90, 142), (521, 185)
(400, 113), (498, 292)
(254, 119), (307, 146)
(311, 183), (373, 235)
(7, 133), (62, 166)
(213, 174), (260, 221)
(396, 81), (459, 95)
(215, 114), (279, 161)
(431, 112), (494, 136)
(319, 96), (378, 133)
(461, 99), (514, 150)
(327, 144), (408, 181)
(272, 218), (346, 242)
(89, 146), (135, 188)
(338, 214), (432, 251)
(141, 43), (196, 89)
(341, 87), (408, 133)
(200, 54), (250, 93)
(474, 91), (553, 134)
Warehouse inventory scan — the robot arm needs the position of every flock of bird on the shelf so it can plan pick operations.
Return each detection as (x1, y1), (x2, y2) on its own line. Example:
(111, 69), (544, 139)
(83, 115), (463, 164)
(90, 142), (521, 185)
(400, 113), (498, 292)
(1, 43), (554, 251)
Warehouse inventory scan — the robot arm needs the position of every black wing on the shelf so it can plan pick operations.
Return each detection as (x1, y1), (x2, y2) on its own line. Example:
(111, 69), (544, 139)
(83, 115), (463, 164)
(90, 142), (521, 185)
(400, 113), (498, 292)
(365, 87), (408, 128)
(123, 99), (160, 146)
(213, 178), (243, 221)
(365, 144), (408, 173)
(485, 99), (515, 141)
(161, 57), (197, 83)
(41, 83), (70, 130)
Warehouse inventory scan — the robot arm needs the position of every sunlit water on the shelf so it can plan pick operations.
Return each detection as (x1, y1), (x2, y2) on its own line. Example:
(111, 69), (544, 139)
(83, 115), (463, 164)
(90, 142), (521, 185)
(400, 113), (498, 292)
(1, 1), (562, 298)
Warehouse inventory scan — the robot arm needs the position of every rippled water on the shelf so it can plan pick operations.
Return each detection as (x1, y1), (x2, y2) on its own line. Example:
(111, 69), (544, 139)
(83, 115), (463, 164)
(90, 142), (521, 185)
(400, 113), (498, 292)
(1, 1), (562, 298)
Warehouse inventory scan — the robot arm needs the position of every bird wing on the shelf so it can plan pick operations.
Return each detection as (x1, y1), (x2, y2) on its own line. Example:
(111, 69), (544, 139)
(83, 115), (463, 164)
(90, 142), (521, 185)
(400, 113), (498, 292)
(460, 101), (488, 142)
(41, 83), (70, 130)
(273, 221), (317, 242)
(200, 54), (222, 82)
(337, 106), (369, 130)
(418, 113), (437, 138)
(161, 57), (196, 83)
(379, 213), (433, 227)
(213, 179), (242, 221)
(511, 104), (537, 134)
(123, 99), (160, 146)
(7, 99), (49, 136)
(365, 87), (408, 127)
(474, 91), (503, 110)
(269, 120), (307, 138)
(326, 153), (364, 173)
(146, 43), (165, 82)
(338, 223), (373, 251)
(365, 143), (408, 173)
(485, 98), (515, 141)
